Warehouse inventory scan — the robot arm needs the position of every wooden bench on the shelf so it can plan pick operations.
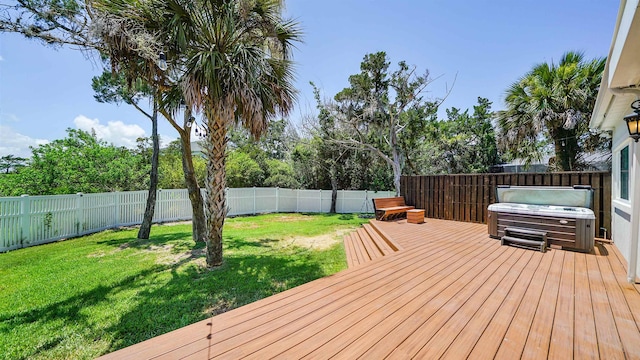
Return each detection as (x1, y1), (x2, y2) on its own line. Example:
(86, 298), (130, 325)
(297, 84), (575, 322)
(372, 197), (414, 221)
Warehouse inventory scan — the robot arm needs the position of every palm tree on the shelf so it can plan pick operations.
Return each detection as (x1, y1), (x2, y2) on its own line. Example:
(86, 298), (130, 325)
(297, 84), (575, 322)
(497, 51), (605, 171)
(171, 0), (300, 266)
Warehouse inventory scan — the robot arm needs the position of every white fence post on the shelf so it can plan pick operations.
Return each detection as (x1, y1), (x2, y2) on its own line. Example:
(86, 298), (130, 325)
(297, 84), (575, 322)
(114, 192), (121, 227)
(365, 190), (369, 213)
(296, 189), (299, 213)
(225, 188), (230, 216)
(20, 194), (30, 245)
(156, 189), (162, 223)
(76, 193), (84, 236)
(253, 187), (257, 215)
(276, 187), (279, 213)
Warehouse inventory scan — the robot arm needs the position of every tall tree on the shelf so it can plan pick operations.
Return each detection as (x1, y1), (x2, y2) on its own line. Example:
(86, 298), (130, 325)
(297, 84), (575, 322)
(310, 83), (350, 212)
(2, 1), (211, 242)
(157, 88), (208, 244)
(497, 51), (606, 170)
(422, 98), (500, 174)
(0, 155), (27, 174)
(91, 70), (160, 239)
(332, 52), (444, 195)
(176, 0), (300, 266)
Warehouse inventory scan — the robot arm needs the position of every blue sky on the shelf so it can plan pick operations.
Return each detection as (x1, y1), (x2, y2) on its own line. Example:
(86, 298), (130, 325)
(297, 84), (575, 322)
(0, 0), (619, 158)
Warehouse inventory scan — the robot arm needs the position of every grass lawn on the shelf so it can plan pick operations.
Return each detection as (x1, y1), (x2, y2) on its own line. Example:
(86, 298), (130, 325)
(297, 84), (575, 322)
(0, 213), (369, 360)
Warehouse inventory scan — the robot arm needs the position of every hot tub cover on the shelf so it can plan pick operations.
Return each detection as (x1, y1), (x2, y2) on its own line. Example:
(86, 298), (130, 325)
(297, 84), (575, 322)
(487, 203), (595, 220)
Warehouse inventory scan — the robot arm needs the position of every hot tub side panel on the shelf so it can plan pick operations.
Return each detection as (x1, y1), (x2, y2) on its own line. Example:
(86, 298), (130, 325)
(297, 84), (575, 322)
(488, 210), (498, 238)
(490, 211), (594, 252)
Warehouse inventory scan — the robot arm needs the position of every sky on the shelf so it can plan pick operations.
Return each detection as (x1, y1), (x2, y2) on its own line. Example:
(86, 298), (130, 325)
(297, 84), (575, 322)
(0, 0), (620, 158)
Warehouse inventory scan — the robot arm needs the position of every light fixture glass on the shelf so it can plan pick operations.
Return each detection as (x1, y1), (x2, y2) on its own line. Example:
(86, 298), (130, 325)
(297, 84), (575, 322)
(625, 100), (640, 142)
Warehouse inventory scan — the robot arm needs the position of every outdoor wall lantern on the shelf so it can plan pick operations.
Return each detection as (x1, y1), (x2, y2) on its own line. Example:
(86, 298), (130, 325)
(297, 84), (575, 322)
(624, 99), (640, 142)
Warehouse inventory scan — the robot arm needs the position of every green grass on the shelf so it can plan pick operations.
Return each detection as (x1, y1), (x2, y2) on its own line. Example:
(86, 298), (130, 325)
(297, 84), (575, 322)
(0, 213), (369, 360)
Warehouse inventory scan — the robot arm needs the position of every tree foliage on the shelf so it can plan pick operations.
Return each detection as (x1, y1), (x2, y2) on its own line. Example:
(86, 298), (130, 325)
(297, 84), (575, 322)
(0, 129), (149, 196)
(158, 140), (206, 189)
(227, 118), (299, 189)
(0, 0), (97, 48)
(497, 51), (607, 170)
(422, 97), (500, 174)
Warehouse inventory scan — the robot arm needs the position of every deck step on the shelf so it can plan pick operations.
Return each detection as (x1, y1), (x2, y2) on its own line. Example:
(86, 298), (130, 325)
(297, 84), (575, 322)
(363, 224), (394, 256)
(501, 227), (547, 253)
(343, 220), (403, 268)
(368, 220), (404, 251)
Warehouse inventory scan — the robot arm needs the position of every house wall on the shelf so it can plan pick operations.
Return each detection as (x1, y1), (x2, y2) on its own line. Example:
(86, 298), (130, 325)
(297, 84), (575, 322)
(611, 122), (639, 278)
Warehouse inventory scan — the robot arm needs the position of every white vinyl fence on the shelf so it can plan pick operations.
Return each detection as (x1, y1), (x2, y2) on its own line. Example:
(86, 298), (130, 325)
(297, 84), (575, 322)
(0, 188), (394, 252)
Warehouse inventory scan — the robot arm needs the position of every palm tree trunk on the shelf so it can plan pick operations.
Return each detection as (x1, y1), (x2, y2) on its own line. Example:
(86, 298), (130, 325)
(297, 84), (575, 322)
(329, 164), (337, 213)
(203, 108), (228, 267)
(180, 131), (206, 243)
(138, 99), (159, 239)
(158, 107), (206, 243)
(553, 127), (579, 171)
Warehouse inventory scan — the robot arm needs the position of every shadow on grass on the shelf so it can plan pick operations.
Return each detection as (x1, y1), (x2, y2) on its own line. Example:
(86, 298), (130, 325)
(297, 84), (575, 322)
(103, 247), (330, 353)
(224, 235), (274, 250)
(96, 231), (193, 249)
(1, 235), (332, 359)
(0, 264), (166, 360)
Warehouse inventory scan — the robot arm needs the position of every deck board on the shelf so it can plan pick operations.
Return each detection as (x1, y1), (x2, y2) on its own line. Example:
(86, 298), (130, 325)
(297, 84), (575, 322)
(574, 252), (600, 359)
(548, 251), (575, 359)
(521, 250), (564, 359)
(587, 253), (626, 359)
(98, 219), (640, 360)
(595, 245), (640, 358)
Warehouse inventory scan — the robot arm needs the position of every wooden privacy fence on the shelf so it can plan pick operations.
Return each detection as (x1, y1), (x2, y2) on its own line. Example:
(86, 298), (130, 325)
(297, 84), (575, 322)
(400, 171), (611, 238)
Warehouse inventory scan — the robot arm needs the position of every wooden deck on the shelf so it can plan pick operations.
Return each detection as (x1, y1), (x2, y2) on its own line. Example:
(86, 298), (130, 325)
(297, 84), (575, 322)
(99, 219), (640, 359)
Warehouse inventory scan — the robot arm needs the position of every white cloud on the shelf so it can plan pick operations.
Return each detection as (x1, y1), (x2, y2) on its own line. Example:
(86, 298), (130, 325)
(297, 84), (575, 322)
(0, 125), (49, 158)
(160, 134), (178, 148)
(74, 115), (146, 148)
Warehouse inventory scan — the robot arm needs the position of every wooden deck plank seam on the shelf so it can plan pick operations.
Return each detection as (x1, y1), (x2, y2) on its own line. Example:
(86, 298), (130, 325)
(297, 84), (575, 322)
(586, 253), (626, 359)
(464, 251), (546, 360)
(284, 233), (500, 358)
(393, 246), (526, 358)
(492, 249), (558, 359)
(592, 246), (640, 358)
(521, 250), (565, 360)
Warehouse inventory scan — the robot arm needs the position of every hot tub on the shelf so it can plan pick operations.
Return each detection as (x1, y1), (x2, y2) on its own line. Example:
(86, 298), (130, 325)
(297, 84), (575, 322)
(487, 186), (595, 252)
